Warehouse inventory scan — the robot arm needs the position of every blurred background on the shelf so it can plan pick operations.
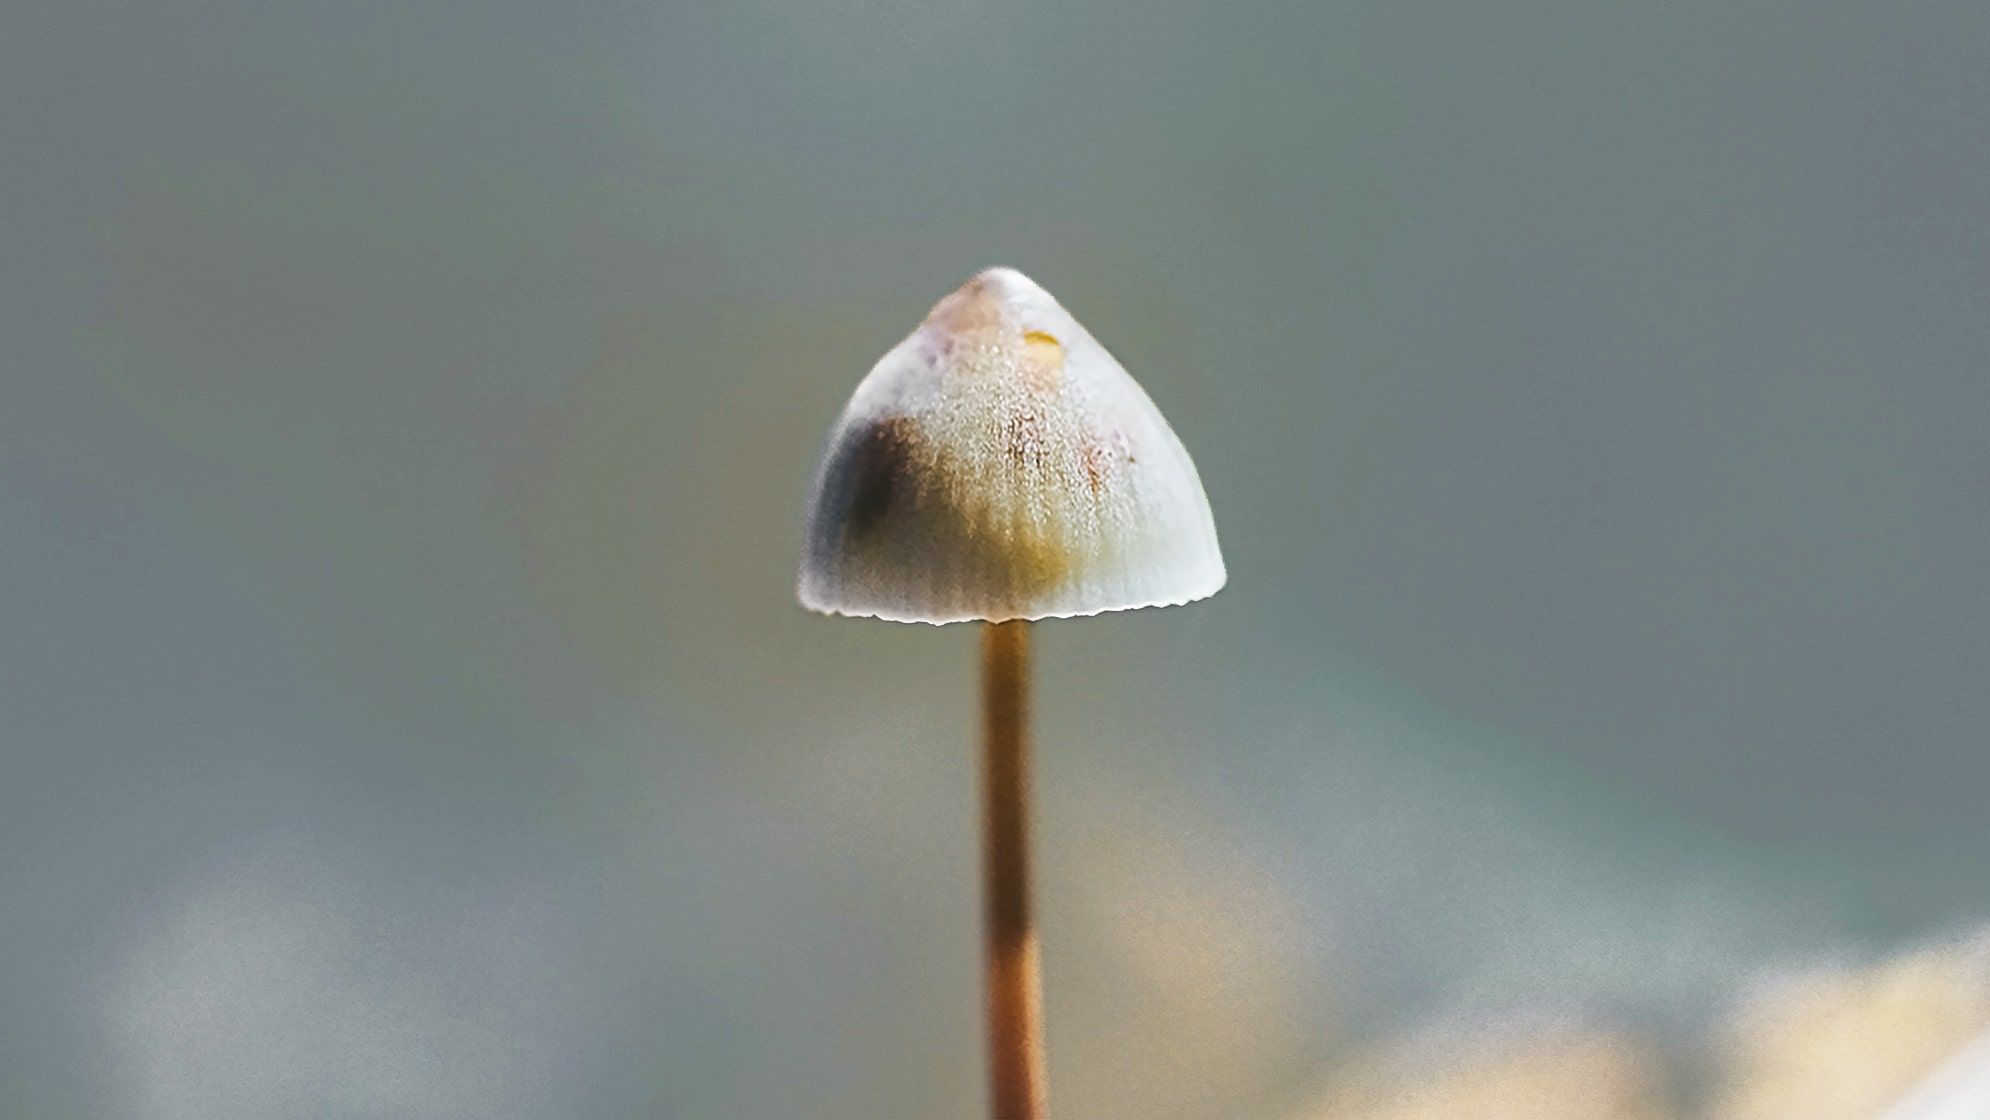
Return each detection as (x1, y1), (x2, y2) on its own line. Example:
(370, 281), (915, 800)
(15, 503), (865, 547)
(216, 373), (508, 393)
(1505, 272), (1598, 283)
(5, 1), (1989, 1116)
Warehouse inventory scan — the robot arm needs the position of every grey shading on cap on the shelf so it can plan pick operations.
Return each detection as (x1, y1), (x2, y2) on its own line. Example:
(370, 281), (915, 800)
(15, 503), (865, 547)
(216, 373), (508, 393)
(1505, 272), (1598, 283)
(798, 267), (1226, 624)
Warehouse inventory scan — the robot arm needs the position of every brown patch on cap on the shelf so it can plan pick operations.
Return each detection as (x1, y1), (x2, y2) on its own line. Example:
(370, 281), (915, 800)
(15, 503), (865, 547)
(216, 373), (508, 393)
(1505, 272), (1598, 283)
(843, 415), (921, 542)
(830, 411), (1080, 605)
(1003, 408), (1049, 473)
(925, 276), (1006, 335)
(1080, 436), (1114, 495)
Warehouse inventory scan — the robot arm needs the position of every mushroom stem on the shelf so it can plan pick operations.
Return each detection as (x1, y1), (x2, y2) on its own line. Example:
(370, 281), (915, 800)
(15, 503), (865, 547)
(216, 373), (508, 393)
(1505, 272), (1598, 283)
(981, 619), (1047, 1119)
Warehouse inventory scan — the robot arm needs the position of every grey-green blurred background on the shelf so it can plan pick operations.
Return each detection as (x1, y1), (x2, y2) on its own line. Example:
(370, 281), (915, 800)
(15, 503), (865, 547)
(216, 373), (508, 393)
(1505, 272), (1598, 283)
(5, 1), (1988, 1116)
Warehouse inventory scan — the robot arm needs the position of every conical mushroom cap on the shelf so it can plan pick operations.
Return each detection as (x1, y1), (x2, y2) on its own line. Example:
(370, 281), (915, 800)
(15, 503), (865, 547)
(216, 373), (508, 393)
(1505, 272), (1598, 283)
(798, 267), (1225, 624)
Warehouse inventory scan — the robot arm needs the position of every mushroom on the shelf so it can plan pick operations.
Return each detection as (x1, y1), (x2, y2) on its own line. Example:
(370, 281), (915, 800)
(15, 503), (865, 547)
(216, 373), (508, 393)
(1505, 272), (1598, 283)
(798, 267), (1225, 1118)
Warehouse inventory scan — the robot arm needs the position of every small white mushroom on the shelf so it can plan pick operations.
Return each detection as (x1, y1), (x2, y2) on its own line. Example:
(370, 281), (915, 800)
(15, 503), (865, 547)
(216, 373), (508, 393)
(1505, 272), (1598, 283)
(795, 267), (1227, 1119)
(799, 266), (1225, 624)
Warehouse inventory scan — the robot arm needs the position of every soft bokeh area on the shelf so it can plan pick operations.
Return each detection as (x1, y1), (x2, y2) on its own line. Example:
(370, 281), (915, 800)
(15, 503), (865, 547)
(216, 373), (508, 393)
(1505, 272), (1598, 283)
(6, 1), (1988, 1116)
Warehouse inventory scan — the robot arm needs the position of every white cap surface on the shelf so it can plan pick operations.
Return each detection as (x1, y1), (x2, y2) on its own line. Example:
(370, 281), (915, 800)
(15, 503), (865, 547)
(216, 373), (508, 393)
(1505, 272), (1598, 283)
(798, 267), (1225, 624)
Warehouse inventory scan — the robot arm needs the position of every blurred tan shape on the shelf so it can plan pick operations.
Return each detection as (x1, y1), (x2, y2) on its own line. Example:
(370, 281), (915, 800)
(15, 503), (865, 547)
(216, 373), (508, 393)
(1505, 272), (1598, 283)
(1703, 936), (1990, 1120)
(1050, 780), (1308, 1119)
(1307, 1029), (1675, 1120)
(1880, 1029), (1990, 1120)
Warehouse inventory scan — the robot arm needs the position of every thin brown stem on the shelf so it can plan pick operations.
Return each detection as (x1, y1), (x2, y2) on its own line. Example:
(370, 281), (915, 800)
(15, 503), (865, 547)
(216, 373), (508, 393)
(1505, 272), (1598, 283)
(981, 619), (1047, 1119)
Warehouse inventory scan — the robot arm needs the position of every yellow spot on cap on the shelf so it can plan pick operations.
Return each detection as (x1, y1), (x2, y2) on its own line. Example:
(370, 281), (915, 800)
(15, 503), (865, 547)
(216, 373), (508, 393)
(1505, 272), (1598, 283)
(1022, 331), (1064, 388)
